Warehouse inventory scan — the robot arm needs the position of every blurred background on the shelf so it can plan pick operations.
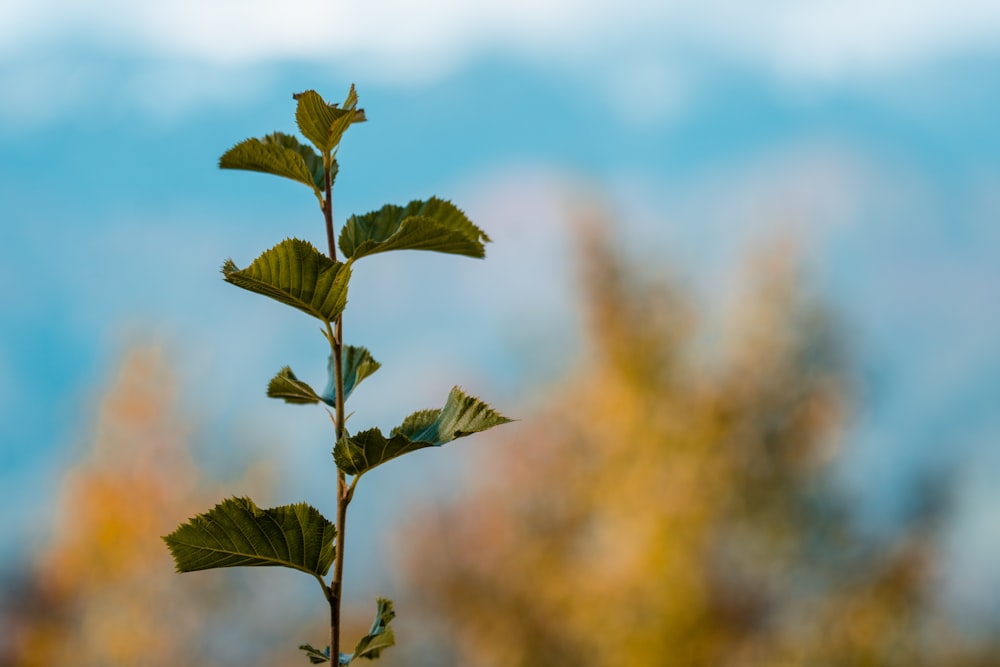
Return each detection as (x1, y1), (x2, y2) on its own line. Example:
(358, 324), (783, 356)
(2, 1), (999, 665)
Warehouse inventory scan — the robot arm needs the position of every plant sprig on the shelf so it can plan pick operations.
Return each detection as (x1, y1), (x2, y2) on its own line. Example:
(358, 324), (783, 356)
(163, 85), (510, 664)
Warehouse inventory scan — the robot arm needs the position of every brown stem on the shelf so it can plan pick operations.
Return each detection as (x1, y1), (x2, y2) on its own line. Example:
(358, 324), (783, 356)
(330, 320), (347, 663)
(323, 158), (350, 665)
(330, 468), (348, 663)
(324, 161), (336, 262)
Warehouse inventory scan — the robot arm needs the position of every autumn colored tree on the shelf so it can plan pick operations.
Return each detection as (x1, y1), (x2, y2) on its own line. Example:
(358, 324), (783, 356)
(398, 220), (996, 667)
(1, 346), (278, 667)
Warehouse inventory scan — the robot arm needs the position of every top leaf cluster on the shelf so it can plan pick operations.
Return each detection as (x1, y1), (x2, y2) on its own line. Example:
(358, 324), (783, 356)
(219, 87), (364, 207)
(219, 88), (490, 270)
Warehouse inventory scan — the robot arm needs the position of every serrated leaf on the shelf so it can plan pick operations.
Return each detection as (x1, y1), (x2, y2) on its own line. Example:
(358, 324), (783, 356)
(223, 238), (351, 324)
(267, 345), (382, 407)
(268, 346), (379, 407)
(333, 430), (420, 479)
(328, 157), (340, 190)
(294, 86), (366, 156)
(299, 644), (331, 664)
(163, 497), (336, 577)
(268, 366), (322, 404)
(297, 645), (352, 665)
(339, 197), (491, 261)
(351, 597), (396, 661)
(219, 132), (325, 204)
(264, 132), (326, 190)
(321, 345), (381, 407)
(334, 387), (511, 476)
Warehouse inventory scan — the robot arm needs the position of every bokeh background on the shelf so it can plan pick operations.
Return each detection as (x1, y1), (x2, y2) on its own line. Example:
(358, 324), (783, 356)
(2, 1), (999, 665)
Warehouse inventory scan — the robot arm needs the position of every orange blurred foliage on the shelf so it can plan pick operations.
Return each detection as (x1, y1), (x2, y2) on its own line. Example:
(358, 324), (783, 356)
(3, 346), (271, 667)
(397, 221), (998, 667)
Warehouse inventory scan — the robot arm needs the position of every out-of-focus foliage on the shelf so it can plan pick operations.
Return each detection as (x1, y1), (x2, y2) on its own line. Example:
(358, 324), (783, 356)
(400, 221), (998, 667)
(0, 346), (274, 667)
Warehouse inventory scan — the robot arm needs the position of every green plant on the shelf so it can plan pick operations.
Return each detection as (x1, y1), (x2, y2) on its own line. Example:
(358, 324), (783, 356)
(162, 85), (510, 665)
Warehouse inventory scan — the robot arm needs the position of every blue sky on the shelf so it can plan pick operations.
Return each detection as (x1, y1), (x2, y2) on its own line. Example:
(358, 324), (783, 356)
(2, 0), (999, 617)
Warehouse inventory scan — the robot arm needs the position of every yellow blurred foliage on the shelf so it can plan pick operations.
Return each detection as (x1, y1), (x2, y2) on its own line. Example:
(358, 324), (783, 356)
(399, 222), (997, 667)
(5, 346), (268, 667)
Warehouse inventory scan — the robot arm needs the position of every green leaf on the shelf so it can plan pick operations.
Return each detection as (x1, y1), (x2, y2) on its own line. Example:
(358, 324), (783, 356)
(267, 346), (379, 406)
(163, 497), (336, 577)
(294, 86), (366, 156)
(298, 644), (355, 665)
(328, 157), (340, 190)
(299, 599), (395, 664)
(219, 132), (325, 205)
(222, 238), (351, 324)
(321, 345), (381, 407)
(298, 644), (330, 664)
(268, 366), (322, 404)
(351, 597), (396, 661)
(334, 387), (511, 476)
(339, 197), (491, 261)
(265, 132), (327, 191)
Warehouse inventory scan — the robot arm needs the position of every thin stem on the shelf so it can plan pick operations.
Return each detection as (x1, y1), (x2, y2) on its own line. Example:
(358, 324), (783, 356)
(323, 155), (351, 665)
(324, 157), (336, 262)
(331, 469), (348, 663)
(330, 325), (347, 663)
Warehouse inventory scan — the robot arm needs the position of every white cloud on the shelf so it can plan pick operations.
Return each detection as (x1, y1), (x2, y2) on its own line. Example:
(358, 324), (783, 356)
(770, 0), (1000, 81)
(1, 0), (999, 130)
(3, 0), (999, 82)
